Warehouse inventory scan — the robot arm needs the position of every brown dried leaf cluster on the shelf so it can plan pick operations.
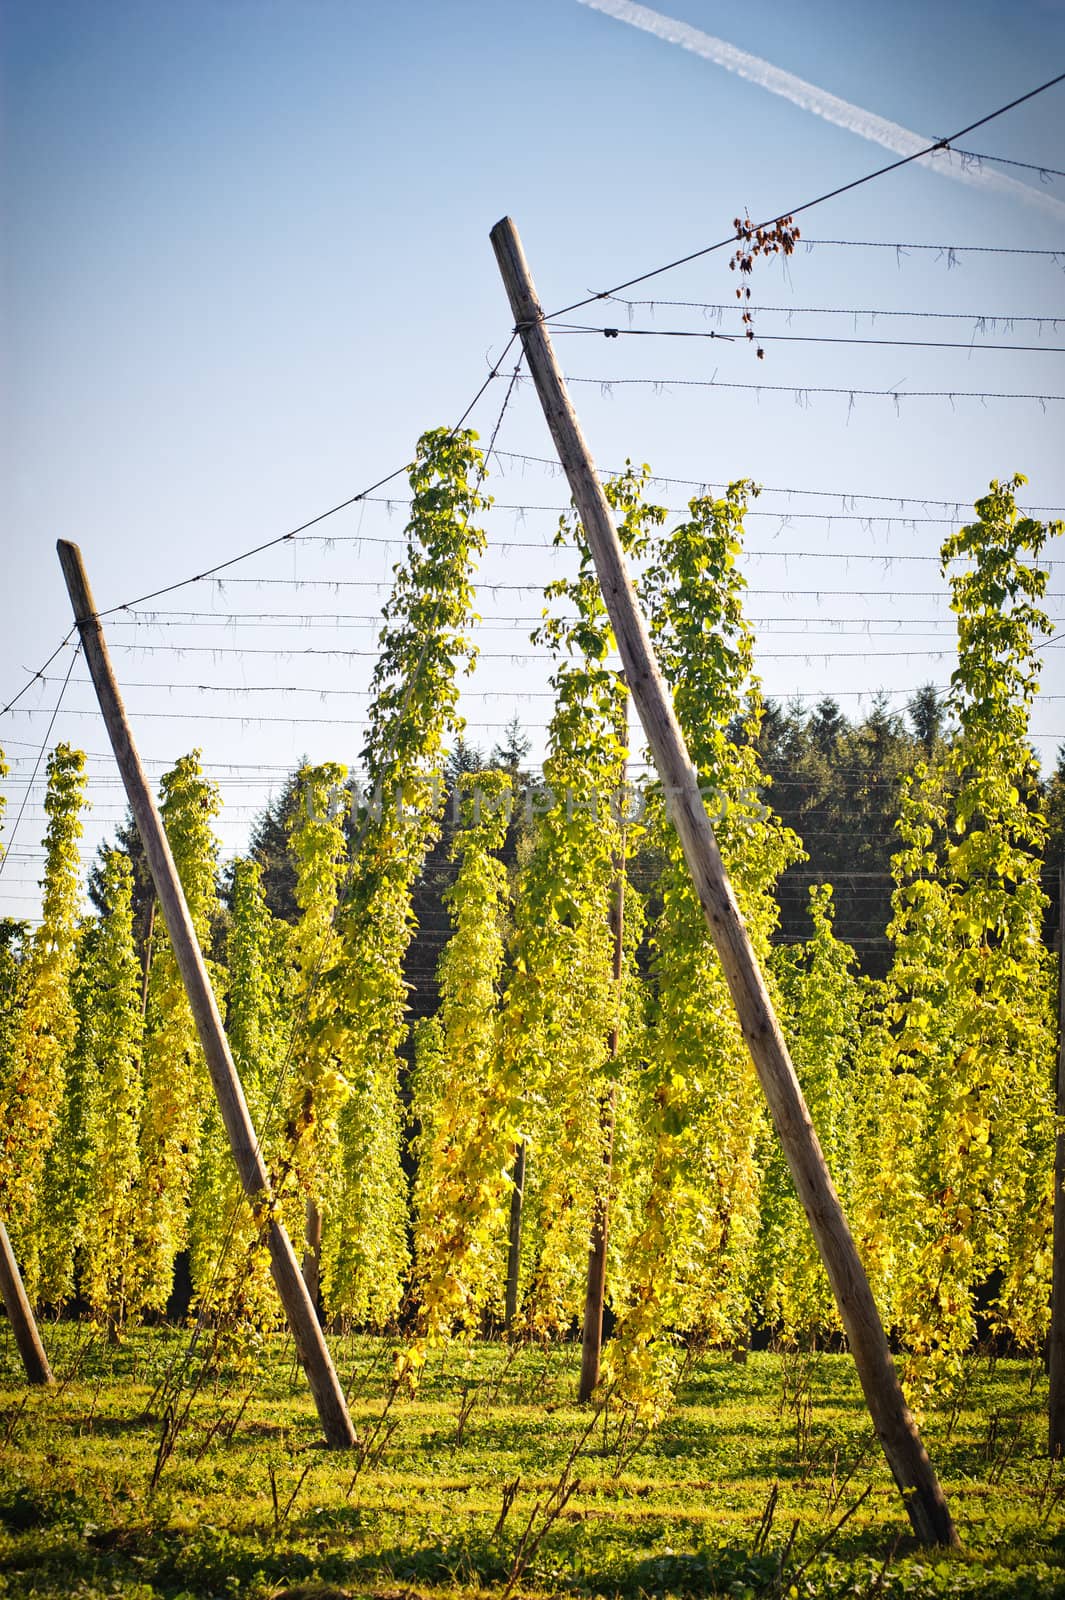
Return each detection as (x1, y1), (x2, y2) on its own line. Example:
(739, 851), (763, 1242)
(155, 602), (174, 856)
(728, 212), (801, 358)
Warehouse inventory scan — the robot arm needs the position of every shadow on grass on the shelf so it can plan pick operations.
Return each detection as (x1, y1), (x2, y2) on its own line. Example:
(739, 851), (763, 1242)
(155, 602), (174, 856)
(4, 1515), (1065, 1600)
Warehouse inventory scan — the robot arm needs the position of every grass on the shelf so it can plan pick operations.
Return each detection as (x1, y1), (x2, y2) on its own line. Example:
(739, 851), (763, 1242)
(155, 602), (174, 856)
(0, 1325), (1063, 1599)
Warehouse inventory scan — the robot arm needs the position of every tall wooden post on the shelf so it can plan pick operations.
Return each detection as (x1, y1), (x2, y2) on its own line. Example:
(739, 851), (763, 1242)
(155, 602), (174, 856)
(0, 1220), (53, 1385)
(1049, 860), (1065, 1455)
(490, 216), (957, 1549)
(579, 679), (628, 1403)
(56, 540), (356, 1451)
(504, 1140), (527, 1331)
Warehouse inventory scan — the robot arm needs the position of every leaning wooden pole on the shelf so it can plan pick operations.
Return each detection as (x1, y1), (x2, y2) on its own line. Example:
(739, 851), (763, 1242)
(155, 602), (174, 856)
(1049, 858), (1065, 1456)
(490, 216), (957, 1549)
(0, 1219), (53, 1385)
(56, 540), (356, 1451)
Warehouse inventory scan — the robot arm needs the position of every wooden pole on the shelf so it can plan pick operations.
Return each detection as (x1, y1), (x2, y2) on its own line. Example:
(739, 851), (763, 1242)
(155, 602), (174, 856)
(56, 540), (356, 1451)
(579, 680), (628, 1403)
(504, 1140), (527, 1331)
(0, 1219), (53, 1385)
(490, 216), (958, 1549)
(1049, 859), (1065, 1456)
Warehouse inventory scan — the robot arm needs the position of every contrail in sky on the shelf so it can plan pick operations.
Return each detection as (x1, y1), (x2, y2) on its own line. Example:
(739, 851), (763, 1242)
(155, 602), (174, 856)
(577, 0), (1065, 219)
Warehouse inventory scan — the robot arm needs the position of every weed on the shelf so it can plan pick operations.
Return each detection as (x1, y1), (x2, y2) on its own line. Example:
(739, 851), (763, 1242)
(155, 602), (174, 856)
(0, 1330), (1062, 1599)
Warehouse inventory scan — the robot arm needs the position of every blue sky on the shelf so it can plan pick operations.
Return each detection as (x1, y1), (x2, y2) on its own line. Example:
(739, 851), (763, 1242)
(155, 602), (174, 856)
(2, 0), (1064, 920)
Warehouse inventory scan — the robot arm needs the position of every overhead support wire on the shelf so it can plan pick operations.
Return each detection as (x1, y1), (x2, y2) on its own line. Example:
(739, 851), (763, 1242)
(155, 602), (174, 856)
(539, 70), (1065, 318)
(934, 146), (1065, 180)
(559, 374), (1065, 405)
(548, 321), (1065, 354)
(0, 646), (81, 887)
(491, 451), (1065, 511)
(280, 495), (1065, 524)
(127, 576), (1065, 600)
(96, 333), (519, 621)
(0, 338), (520, 721)
(6, 80), (1064, 727)
(600, 297), (1065, 325)
(95, 609), (1065, 630)
(800, 238), (1065, 258)
(30, 637), (1065, 700)
(0, 632), (78, 718)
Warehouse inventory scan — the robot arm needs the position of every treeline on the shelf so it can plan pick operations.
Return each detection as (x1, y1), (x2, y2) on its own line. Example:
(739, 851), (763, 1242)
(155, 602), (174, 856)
(0, 442), (1060, 1422)
(87, 686), (1064, 1016)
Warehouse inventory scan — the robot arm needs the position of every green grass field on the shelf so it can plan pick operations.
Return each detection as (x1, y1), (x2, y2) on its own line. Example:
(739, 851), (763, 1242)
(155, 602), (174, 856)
(1, 1327), (1063, 1599)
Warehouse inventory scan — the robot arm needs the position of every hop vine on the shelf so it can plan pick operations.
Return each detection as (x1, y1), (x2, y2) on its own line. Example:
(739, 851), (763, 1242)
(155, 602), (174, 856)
(0, 744), (88, 1302)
